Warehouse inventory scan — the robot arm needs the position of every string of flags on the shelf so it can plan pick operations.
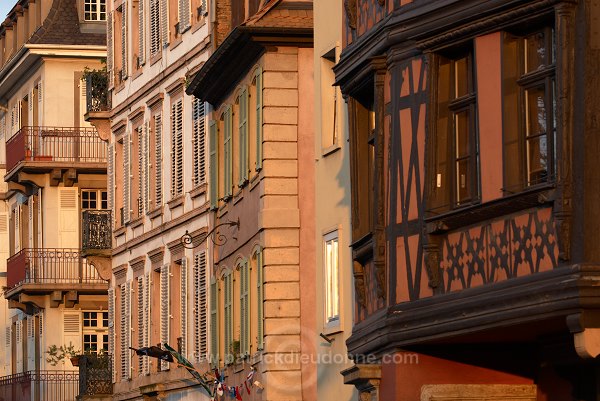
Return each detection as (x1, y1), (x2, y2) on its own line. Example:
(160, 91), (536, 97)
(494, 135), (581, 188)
(130, 344), (262, 400)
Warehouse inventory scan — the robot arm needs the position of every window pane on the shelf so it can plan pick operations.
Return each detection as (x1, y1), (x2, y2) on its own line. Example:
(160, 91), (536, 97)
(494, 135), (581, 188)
(525, 86), (547, 137)
(456, 159), (471, 203)
(455, 110), (470, 158)
(527, 135), (548, 185)
(454, 57), (469, 98)
(502, 35), (523, 191)
(525, 31), (546, 73)
(431, 58), (452, 211)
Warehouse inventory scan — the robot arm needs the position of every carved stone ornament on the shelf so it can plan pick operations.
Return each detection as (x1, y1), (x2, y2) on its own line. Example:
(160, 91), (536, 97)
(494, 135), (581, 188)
(353, 261), (367, 308)
(344, 0), (357, 30)
(423, 245), (441, 288)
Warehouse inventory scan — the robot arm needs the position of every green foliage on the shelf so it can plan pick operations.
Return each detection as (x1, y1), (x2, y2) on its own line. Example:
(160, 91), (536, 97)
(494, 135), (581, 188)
(46, 343), (81, 366)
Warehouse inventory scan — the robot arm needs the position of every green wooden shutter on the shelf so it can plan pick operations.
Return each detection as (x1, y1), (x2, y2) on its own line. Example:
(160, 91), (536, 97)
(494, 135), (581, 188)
(238, 88), (248, 185)
(240, 260), (249, 355)
(255, 68), (263, 171)
(224, 106), (232, 197)
(209, 120), (218, 209)
(224, 273), (232, 363)
(256, 248), (264, 350)
(209, 278), (219, 366)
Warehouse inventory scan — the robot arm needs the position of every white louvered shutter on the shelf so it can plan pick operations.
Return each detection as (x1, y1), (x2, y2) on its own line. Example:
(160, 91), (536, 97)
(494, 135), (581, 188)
(209, 121), (218, 208)
(209, 278), (218, 365)
(193, 252), (207, 362)
(137, 276), (144, 375)
(170, 99), (183, 198)
(238, 88), (248, 185)
(137, 126), (145, 216)
(143, 272), (151, 375)
(63, 312), (81, 358)
(107, 12), (114, 88)
(0, 213), (8, 269)
(180, 257), (188, 358)
(108, 143), (115, 222)
(192, 98), (206, 187)
(160, 0), (169, 47)
(223, 107), (232, 197)
(138, 0), (145, 67)
(159, 264), (170, 370)
(14, 205), (20, 253)
(240, 260), (249, 355)
(28, 196), (34, 250)
(178, 0), (190, 33)
(120, 282), (132, 381)
(37, 311), (43, 342)
(150, 0), (160, 57)
(143, 122), (150, 212)
(256, 248), (264, 350)
(201, 0), (207, 15)
(121, 3), (128, 80)
(255, 69), (263, 171)
(108, 287), (116, 382)
(123, 132), (131, 224)
(37, 81), (43, 125)
(154, 114), (163, 207)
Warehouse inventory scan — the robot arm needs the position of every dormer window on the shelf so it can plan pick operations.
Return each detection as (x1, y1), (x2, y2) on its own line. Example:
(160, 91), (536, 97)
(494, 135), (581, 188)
(85, 0), (107, 21)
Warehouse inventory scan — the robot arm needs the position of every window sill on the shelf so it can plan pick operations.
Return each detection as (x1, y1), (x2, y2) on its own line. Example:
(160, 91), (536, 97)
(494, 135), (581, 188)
(322, 144), (341, 157)
(147, 206), (163, 219)
(321, 324), (343, 337)
(249, 173), (261, 192)
(233, 189), (244, 205)
(167, 195), (184, 210)
(130, 216), (144, 229)
(425, 183), (556, 234)
(150, 53), (162, 67)
(114, 226), (126, 238)
(190, 183), (207, 199)
(191, 17), (207, 34)
(131, 67), (143, 81)
(169, 37), (183, 51)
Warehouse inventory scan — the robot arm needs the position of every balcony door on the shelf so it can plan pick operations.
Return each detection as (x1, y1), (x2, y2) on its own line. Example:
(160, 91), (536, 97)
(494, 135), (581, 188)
(58, 188), (79, 249)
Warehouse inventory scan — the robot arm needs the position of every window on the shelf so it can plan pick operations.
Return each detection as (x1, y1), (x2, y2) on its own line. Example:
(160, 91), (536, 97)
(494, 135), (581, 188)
(324, 232), (340, 325)
(84, 0), (106, 21)
(429, 47), (478, 212)
(349, 90), (375, 240)
(209, 120), (218, 208)
(171, 98), (184, 198)
(321, 49), (339, 150)
(254, 68), (263, 171)
(502, 27), (555, 192)
(193, 252), (208, 362)
(82, 190), (108, 210)
(253, 247), (264, 350)
(83, 311), (109, 353)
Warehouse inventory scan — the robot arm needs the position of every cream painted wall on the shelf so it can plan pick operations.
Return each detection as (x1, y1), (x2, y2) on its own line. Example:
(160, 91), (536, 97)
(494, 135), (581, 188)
(314, 0), (357, 400)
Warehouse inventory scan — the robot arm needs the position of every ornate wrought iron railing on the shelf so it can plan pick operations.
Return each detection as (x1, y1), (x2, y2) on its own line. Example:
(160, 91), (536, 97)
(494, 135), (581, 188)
(85, 70), (111, 113)
(5, 126), (107, 172)
(79, 354), (112, 396)
(0, 370), (79, 401)
(82, 210), (112, 251)
(6, 248), (104, 289)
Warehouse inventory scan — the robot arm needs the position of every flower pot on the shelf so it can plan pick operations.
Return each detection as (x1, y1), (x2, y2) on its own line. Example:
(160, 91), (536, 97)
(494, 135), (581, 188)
(70, 356), (80, 367)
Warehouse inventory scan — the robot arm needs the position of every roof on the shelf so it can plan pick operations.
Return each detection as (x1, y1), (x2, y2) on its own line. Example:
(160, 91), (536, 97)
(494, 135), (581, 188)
(28, 0), (106, 46)
(186, 0), (312, 104)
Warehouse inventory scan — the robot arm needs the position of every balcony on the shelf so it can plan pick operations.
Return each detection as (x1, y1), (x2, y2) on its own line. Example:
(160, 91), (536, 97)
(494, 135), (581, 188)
(5, 248), (108, 305)
(82, 210), (112, 253)
(4, 126), (107, 184)
(84, 71), (111, 142)
(0, 370), (79, 401)
(78, 354), (112, 398)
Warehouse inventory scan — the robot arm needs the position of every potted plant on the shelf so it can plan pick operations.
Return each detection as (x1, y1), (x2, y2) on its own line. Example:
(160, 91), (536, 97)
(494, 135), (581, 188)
(46, 343), (81, 367)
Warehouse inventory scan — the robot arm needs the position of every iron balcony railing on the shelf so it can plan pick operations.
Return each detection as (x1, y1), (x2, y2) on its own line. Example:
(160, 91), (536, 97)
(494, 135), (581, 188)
(78, 354), (112, 396)
(6, 248), (104, 290)
(5, 126), (107, 173)
(85, 71), (111, 113)
(0, 370), (79, 401)
(82, 210), (112, 251)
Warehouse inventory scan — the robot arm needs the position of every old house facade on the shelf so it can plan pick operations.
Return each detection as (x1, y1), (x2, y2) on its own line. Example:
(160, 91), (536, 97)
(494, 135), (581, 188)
(0, 0), (107, 400)
(186, 1), (316, 400)
(336, 0), (600, 400)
